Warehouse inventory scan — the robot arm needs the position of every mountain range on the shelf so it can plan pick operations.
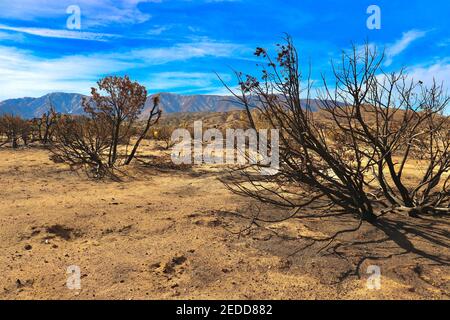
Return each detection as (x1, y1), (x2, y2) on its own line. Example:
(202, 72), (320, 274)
(0, 92), (326, 118)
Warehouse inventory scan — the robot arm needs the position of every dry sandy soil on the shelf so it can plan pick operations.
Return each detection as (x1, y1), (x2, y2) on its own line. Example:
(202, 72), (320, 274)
(0, 144), (449, 300)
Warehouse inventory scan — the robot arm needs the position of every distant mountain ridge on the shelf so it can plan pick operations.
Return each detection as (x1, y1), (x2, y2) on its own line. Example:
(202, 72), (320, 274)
(0, 92), (328, 118)
(0, 92), (243, 118)
(144, 93), (243, 114)
(0, 93), (85, 119)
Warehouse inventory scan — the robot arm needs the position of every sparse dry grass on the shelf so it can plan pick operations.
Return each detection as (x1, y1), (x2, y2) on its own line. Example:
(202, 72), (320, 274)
(0, 142), (448, 300)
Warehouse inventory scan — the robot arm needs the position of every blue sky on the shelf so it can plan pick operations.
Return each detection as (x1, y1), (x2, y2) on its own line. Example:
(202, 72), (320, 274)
(0, 0), (449, 100)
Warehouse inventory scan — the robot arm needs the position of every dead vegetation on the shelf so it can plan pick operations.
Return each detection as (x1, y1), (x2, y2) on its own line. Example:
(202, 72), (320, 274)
(0, 114), (32, 148)
(220, 37), (449, 256)
(50, 76), (161, 178)
(31, 99), (60, 145)
(0, 147), (448, 299)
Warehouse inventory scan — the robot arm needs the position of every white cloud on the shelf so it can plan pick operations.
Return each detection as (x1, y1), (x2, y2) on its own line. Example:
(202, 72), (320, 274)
(147, 25), (171, 36)
(372, 59), (450, 113)
(406, 61), (450, 113)
(437, 38), (450, 47)
(406, 59), (450, 88)
(127, 40), (246, 64)
(0, 46), (134, 100)
(145, 72), (231, 92)
(0, 0), (160, 27)
(0, 25), (119, 41)
(182, 86), (234, 96)
(0, 40), (245, 100)
(0, 31), (25, 42)
(385, 30), (427, 66)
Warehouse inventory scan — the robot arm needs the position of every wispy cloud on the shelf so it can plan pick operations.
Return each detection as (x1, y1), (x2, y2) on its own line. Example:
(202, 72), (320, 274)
(0, 25), (119, 41)
(0, 0), (159, 27)
(406, 59), (450, 87)
(385, 30), (427, 66)
(0, 31), (25, 42)
(0, 40), (245, 100)
(147, 25), (171, 36)
(0, 46), (133, 100)
(406, 59), (450, 113)
(145, 72), (231, 92)
(127, 40), (247, 64)
(437, 38), (450, 47)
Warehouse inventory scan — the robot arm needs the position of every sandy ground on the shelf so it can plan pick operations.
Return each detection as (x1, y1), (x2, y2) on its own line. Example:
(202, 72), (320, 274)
(0, 145), (448, 300)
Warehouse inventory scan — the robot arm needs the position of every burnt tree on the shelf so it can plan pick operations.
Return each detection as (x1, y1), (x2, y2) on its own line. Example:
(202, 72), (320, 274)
(220, 36), (449, 234)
